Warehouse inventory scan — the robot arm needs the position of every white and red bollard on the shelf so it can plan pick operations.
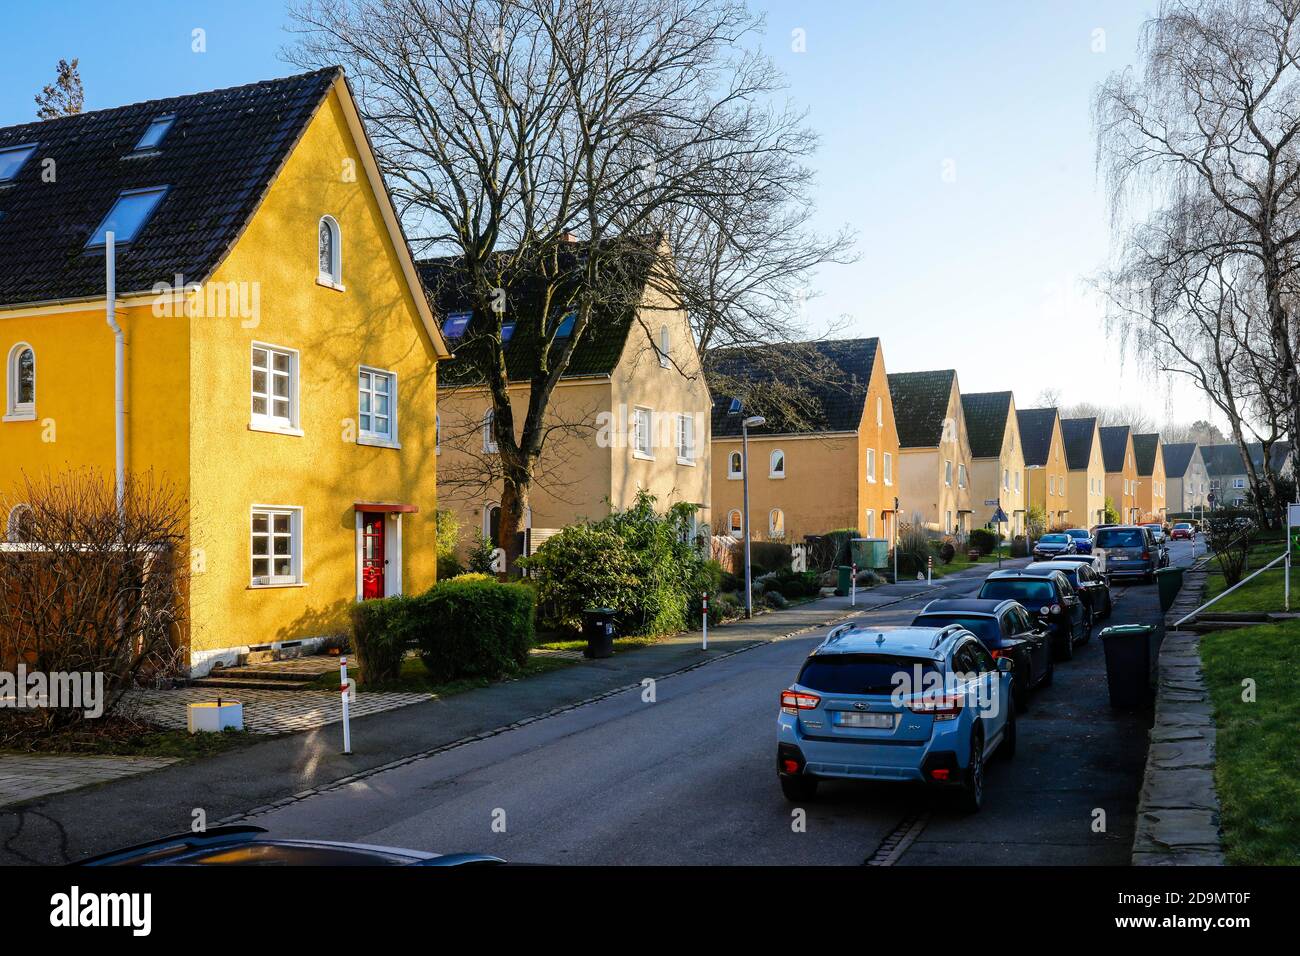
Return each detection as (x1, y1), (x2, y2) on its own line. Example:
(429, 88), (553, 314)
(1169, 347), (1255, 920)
(702, 591), (709, 650)
(851, 562), (858, 606)
(927, 555), (933, 585)
(339, 655), (353, 755)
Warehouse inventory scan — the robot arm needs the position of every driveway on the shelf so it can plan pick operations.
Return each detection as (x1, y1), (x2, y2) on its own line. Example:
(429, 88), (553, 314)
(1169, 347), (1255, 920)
(225, 542), (1194, 865)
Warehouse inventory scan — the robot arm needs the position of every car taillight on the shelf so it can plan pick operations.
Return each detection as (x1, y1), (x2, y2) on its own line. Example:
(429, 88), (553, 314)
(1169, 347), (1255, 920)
(929, 768), (951, 781)
(1050, 604), (1062, 615)
(781, 690), (820, 715)
(990, 648), (1008, 659)
(1141, 551), (1150, 560)
(907, 693), (963, 720)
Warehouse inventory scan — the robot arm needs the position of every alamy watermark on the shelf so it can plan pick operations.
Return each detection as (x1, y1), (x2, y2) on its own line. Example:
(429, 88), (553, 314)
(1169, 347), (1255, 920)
(0, 665), (105, 718)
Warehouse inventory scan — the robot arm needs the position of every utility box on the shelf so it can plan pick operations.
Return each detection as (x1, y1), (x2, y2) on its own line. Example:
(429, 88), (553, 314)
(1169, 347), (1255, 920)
(851, 538), (889, 570)
(187, 701), (244, 734)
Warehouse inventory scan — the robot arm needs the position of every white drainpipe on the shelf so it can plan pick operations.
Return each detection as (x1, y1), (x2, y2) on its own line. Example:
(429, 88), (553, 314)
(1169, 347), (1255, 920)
(105, 232), (125, 520)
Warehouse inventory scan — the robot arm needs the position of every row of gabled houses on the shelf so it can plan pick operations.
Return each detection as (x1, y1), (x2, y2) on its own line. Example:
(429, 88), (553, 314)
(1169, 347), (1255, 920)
(0, 69), (1292, 675)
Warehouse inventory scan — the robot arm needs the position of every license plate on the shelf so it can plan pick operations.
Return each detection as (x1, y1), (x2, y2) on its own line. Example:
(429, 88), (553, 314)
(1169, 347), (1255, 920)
(1110, 552), (1128, 560)
(835, 712), (896, 729)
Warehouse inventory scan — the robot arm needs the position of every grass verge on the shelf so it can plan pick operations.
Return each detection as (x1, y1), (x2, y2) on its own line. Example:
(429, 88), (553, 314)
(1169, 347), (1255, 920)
(310, 652), (577, 695)
(1200, 619), (1300, 865)
(0, 716), (258, 758)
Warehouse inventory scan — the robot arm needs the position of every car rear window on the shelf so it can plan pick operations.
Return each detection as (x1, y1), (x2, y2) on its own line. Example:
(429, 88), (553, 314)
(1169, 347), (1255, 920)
(797, 654), (940, 695)
(1039, 534), (1068, 543)
(1065, 529), (1088, 538)
(1096, 528), (1145, 549)
(912, 614), (998, 643)
(978, 579), (1056, 604)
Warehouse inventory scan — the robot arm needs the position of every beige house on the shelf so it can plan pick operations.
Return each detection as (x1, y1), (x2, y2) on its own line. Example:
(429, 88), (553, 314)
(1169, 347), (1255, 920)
(1062, 417), (1108, 528)
(1163, 443), (1209, 513)
(1018, 408), (1071, 528)
(960, 391), (1025, 537)
(709, 338), (900, 544)
(1133, 433), (1167, 522)
(888, 370), (974, 536)
(1100, 426), (1140, 523)
(422, 253), (712, 551)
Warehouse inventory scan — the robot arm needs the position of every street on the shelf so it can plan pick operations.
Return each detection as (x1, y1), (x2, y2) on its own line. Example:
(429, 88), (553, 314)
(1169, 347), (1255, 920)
(237, 541), (1195, 865)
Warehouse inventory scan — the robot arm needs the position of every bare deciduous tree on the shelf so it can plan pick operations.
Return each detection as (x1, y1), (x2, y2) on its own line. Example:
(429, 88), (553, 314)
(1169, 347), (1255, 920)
(287, 0), (850, 563)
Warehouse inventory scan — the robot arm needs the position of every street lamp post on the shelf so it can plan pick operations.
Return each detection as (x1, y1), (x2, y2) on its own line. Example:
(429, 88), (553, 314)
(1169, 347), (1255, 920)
(741, 415), (766, 618)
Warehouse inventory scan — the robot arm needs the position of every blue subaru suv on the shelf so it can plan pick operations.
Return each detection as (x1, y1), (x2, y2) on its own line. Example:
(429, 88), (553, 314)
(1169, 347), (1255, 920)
(777, 624), (1016, 812)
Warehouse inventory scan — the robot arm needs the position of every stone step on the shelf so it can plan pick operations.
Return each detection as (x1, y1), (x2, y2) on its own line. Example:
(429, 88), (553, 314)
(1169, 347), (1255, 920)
(190, 676), (317, 691)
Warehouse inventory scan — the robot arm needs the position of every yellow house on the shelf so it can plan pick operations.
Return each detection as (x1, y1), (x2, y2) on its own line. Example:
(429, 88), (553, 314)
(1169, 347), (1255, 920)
(960, 391), (1025, 537)
(0, 68), (451, 675)
(708, 338), (901, 545)
(1100, 426), (1140, 523)
(1018, 408), (1071, 529)
(422, 249), (712, 550)
(1132, 433), (1167, 522)
(1062, 417), (1108, 528)
(888, 370), (974, 536)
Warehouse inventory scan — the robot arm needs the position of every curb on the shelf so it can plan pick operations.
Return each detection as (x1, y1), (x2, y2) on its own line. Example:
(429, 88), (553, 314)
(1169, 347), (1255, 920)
(1131, 568), (1226, 865)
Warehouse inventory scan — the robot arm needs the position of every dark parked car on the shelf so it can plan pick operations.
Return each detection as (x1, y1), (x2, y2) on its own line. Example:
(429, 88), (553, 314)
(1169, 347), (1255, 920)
(1024, 561), (1112, 623)
(912, 599), (1053, 711)
(1063, 528), (1093, 554)
(1094, 525), (1162, 582)
(977, 569), (1088, 661)
(77, 825), (506, 866)
(1031, 532), (1077, 561)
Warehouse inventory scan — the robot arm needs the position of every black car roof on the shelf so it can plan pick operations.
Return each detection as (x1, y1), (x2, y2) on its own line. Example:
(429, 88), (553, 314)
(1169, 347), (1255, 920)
(916, 598), (1015, 616)
(1022, 563), (1081, 575)
(985, 569), (1065, 582)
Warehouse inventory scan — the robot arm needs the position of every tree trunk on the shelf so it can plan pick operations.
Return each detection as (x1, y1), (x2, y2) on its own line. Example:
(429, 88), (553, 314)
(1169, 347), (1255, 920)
(497, 470), (530, 580)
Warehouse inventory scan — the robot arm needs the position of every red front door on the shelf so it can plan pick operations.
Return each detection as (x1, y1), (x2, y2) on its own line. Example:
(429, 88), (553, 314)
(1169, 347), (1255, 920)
(361, 513), (386, 599)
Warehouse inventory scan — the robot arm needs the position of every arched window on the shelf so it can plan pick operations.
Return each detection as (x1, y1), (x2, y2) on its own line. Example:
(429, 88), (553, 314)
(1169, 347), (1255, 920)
(769, 508), (785, 538)
(728, 509), (743, 539)
(484, 502), (500, 542)
(658, 325), (670, 368)
(6, 503), (34, 542)
(769, 449), (785, 478)
(728, 450), (742, 478)
(318, 216), (341, 286)
(482, 408), (498, 453)
(6, 342), (35, 419)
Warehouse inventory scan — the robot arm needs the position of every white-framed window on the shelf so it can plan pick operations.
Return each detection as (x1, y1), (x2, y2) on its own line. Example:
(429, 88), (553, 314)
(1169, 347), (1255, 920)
(728, 450), (742, 479)
(866, 447), (876, 483)
(1209, 478), (1220, 490)
(865, 509), (875, 536)
(483, 408), (498, 453)
(5, 503), (33, 542)
(769, 508), (785, 538)
(675, 413), (695, 464)
(1003, 468), (1009, 490)
(1232, 477), (1246, 489)
(357, 366), (397, 445)
(658, 325), (671, 368)
(633, 406), (653, 459)
(1049, 475), (1055, 495)
(958, 464), (967, 489)
(318, 215), (343, 288)
(884, 452), (893, 485)
(250, 343), (299, 433)
(250, 506), (303, 586)
(769, 448), (786, 478)
(728, 509), (743, 539)
(945, 510), (953, 534)
(5, 342), (35, 421)
(1014, 471), (1020, 492)
(944, 459), (953, 486)
(876, 396), (883, 426)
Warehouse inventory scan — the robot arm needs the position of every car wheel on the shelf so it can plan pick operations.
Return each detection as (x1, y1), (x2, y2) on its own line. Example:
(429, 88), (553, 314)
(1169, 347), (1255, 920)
(998, 707), (1017, 761)
(1079, 611), (1093, 645)
(1053, 628), (1074, 662)
(780, 774), (818, 803)
(955, 728), (985, 814)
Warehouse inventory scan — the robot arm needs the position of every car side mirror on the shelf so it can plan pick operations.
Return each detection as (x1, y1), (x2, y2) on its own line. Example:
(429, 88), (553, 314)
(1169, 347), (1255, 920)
(997, 658), (1014, 674)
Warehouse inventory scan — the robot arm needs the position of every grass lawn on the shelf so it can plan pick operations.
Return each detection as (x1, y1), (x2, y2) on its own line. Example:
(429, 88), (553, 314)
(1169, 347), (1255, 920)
(1203, 536), (1294, 612)
(928, 553), (998, 578)
(309, 652), (576, 695)
(1200, 620), (1300, 865)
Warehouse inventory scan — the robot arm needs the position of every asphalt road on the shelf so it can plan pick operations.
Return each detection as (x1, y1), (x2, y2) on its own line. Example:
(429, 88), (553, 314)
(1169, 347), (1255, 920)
(241, 540), (1196, 865)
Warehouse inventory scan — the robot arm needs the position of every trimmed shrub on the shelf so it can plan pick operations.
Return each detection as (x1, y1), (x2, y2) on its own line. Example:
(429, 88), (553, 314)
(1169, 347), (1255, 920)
(414, 578), (535, 682)
(765, 590), (789, 609)
(349, 596), (414, 685)
(969, 527), (1000, 554)
(1010, 535), (1029, 558)
(938, 541), (956, 565)
(518, 525), (638, 634)
(749, 540), (793, 575)
(765, 568), (821, 599)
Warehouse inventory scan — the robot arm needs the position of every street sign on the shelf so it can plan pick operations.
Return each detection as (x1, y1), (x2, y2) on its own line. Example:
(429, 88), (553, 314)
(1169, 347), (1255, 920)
(984, 499), (999, 507)
(992, 507), (1008, 523)
(1289, 503), (1300, 555)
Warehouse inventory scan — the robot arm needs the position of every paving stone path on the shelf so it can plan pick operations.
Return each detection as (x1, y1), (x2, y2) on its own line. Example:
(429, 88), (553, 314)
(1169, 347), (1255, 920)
(127, 687), (434, 735)
(0, 755), (177, 809)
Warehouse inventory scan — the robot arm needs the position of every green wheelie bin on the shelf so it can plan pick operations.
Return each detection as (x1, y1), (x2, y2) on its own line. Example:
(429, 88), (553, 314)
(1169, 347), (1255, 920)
(1155, 566), (1185, 613)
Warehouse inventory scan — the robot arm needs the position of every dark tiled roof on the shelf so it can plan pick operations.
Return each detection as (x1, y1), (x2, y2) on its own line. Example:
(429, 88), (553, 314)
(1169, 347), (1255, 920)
(1061, 417), (1098, 470)
(961, 391), (1013, 459)
(1099, 425), (1131, 472)
(1162, 442), (1198, 477)
(417, 243), (656, 387)
(887, 370), (956, 448)
(1132, 433), (1161, 476)
(1015, 408), (1058, 466)
(1201, 442), (1294, 476)
(0, 68), (340, 307)
(709, 338), (879, 437)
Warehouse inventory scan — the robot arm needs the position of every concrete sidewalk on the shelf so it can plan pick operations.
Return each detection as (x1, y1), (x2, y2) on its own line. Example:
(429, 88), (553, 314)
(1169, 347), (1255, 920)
(0, 557), (1023, 864)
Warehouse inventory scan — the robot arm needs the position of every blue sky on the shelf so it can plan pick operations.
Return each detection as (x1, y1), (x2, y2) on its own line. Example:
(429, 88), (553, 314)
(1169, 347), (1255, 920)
(0, 0), (1217, 427)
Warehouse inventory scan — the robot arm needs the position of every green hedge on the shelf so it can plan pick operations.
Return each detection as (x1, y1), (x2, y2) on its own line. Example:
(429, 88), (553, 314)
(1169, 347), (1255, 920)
(969, 527), (1000, 553)
(415, 578), (535, 682)
(349, 596), (415, 685)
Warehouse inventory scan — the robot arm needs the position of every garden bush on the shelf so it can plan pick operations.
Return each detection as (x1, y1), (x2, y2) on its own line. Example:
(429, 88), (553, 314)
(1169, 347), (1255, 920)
(349, 595), (415, 685)
(938, 540), (956, 564)
(435, 510), (464, 579)
(1010, 535), (1029, 558)
(749, 540), (793, 575)
(969, 527), (1000, 554)
(765, 590), (789, 609)
(894, 521), (931, 576)
(764, 568), (821, 599)
(413, 577), (535, 682)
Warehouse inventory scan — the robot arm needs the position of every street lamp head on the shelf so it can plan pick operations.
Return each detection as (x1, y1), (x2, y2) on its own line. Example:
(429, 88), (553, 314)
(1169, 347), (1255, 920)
(742, 415), (766, 428)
